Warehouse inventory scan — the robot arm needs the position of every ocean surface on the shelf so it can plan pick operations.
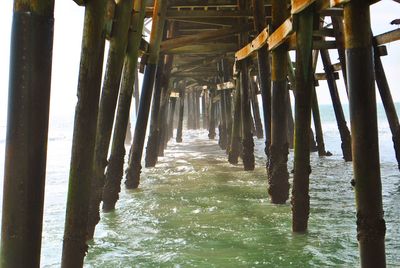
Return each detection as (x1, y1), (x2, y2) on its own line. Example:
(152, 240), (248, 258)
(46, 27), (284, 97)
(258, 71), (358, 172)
(0, 103), (399, 267)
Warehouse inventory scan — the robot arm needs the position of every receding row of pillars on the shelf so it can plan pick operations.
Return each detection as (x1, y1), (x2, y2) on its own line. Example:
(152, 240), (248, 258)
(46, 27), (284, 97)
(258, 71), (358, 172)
(1, 0), (399, 267)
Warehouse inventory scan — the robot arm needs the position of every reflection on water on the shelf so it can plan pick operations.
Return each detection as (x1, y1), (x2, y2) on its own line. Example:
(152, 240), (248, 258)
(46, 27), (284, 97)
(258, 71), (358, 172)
(0, 113), (399, 267)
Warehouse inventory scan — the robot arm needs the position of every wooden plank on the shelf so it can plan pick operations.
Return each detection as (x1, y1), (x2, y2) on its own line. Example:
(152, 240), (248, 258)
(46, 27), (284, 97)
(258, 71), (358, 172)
(315, 71), (339, 80)
(217, 81), (236, 90)
(268, 18), (293, 51)
(161, 24), (251, 52)
(332, 62), (342, 71)
(291, 0), (317, 14)
(374, 28), (400, 46)
(235, 27), (269, 60)
(146, 9), (253, 18)
(164, 43), (238, 55)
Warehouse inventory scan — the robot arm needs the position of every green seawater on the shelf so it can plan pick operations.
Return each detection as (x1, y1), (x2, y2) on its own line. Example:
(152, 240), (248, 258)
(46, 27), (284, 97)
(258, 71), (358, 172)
(1, 104), (399, 267)
(80, 131), (398, 267)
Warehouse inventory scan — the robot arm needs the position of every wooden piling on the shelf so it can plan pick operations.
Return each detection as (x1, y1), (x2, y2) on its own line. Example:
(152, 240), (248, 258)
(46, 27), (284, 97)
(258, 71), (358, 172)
(195, 90), (201, 129)
(208, 89), (217, 139)
(267, 0), (290, 204)
(249, 76), (264, 139)
(373, 43), (400, 169)
(252, 0), (271, 156)
(145, 59), (165, 167)
(102, 0), (146, 212)
(176, 84), (185, 142)
(287, 91), (294, 149)
(1, 1), (54, 267)
(221, 59), (233, 150)
(125, 0), (167, 189)
(87, 0), (133, 240)
(239, 59), (255, 171)
(344, 1), (386, 265)
(311, 87), (328, 156)
(291, 5), (314, 233)
(168, 96), (177, 140)
(320, 49), (352, 161)
(187, 91), (194, 129)
(218, 77), (228, 150)
(61, 0), (107, 266)
(228, 81), (242, 165)
(201, 91), (208, 129)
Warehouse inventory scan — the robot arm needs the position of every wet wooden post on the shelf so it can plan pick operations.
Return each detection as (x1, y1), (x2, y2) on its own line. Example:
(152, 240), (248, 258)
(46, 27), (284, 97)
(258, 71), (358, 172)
(344, 1), (386, 265)
(176, 84), (185, 142)
(1, 1), (54, 267)
(287, 61), (295, 149)
(201, 90), (208, 129)
(331, 16), (348, 94)
(320, 49), (352, 161)
(168, 95), (177, 141)
(195, 90), (201, 129)
(102, 0), (146, 212)
(239, 60), (255, 170)
(134, 71), (140, 115)
(221, 59), (233, 149)
(238, 0), (254, 171)
(311, 87), (328, 156)
(187, 91), (194, 129)
(311, 51), (327, 157)
(373, 44), (400, 169)
(287, 92), (295, 149)
(125, 0), (167, 189)
(145, 59), (165, 167)
(147, 29), (178, 159)
(249, 77), (263, 139)
(158, 79), (174, 156)
(267, 0), (290, 204)
(208, 89), (217, 139)
(252, 0), (271, 156)
(228, 80), (242, 164)
(291, 4), (314, 233)
(218, 63), (228, 149)
(61, 0), (107, 266)
(87, 0), (133, 240)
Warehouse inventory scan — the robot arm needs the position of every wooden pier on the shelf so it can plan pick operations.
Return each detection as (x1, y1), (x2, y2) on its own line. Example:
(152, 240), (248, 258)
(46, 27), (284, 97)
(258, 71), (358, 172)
(2, 0), (400, 267)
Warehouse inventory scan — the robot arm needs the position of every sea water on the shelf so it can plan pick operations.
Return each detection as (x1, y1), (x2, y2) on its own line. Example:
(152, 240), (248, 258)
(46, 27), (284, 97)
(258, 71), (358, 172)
(0, 104), (399, 267)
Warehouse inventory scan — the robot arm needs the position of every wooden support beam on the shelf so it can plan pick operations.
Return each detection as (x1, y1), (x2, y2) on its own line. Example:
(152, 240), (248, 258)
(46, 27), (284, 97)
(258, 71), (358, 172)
(344, 1), (386, 266)
(164, 43), (238, 55)
(374, 28), (400, 46)
(161, 24), (251, 52)
(314, 71), (339, 80)
(373, 42), (400, 169)
(102, 0), (147, 211)
(235, 27), (269, 61)
(268, 18), (294, 50)
(87, 0), (133, 240)
(291, 0), (316, 14)
(268, 0), (290, 204)
(125, 0), (168, 189)
(61, 0), (107, 267)
(292, 4), (314, 234)
(176, 85), (185, 142)
(148, 9), (253, 18)
(1, 1), (55, 267)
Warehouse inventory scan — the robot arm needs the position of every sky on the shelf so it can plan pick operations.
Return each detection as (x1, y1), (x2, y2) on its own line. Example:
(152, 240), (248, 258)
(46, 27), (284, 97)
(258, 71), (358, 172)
(0, 0), (400, 126)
